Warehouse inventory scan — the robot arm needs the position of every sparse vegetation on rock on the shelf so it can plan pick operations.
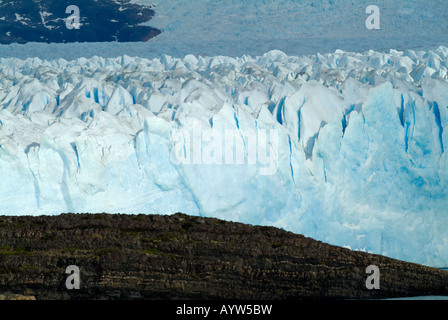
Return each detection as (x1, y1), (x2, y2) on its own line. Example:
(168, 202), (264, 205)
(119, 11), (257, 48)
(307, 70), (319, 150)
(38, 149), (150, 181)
(0, 213), (447, 300)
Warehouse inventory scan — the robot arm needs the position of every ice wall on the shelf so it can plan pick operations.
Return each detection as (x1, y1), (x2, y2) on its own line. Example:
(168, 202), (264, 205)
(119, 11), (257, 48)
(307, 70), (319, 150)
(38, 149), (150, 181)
(1, 47), (448, 267)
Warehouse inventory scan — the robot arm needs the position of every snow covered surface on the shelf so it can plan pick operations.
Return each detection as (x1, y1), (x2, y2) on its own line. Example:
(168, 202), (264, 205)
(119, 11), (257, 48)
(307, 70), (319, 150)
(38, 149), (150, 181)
(0, 0), (447, 60)
(1, 46), (448, 268)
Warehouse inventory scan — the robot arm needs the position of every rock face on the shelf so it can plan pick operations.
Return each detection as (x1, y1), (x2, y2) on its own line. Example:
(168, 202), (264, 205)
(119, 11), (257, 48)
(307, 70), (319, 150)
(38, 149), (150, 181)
(0, 292), (36, 300)
(0, 213), (447, 300)
(0, 0), (161, 44)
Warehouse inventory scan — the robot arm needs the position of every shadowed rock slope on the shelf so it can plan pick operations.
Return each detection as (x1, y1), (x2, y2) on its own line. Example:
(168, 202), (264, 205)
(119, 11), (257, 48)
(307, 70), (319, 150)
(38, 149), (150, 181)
(0, 213), (447, 300)
(0, 0), (160, 44)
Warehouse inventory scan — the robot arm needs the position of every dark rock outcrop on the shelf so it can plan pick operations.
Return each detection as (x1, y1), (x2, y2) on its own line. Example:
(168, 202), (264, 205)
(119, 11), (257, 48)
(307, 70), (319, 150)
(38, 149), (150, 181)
(0, 213), (447, 300)
(0, 0), (161, 44)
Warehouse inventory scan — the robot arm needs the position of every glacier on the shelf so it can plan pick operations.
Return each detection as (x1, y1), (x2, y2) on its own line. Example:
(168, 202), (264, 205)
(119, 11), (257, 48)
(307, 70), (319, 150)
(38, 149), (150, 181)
(1, 0), (447, 60)
(1, 47), (448, 268)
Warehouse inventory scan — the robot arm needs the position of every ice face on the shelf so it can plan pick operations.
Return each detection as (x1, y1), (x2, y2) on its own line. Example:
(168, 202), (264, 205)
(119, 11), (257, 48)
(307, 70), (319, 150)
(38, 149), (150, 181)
(1, 47), (448, 267)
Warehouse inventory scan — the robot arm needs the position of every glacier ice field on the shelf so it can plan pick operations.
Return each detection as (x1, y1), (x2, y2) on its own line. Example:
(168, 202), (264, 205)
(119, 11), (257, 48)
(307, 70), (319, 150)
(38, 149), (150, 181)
(1, 46), (448, 267)
(2, 0), (448, 60)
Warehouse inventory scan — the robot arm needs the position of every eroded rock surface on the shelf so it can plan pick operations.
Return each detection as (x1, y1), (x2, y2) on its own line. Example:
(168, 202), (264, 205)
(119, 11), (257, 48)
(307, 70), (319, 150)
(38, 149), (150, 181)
(0, 213), (447, 300)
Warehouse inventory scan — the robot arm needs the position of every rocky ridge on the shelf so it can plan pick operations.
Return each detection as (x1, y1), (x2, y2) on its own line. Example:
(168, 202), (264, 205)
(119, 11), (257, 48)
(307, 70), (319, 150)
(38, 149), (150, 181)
(0, 213), (447, 300)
